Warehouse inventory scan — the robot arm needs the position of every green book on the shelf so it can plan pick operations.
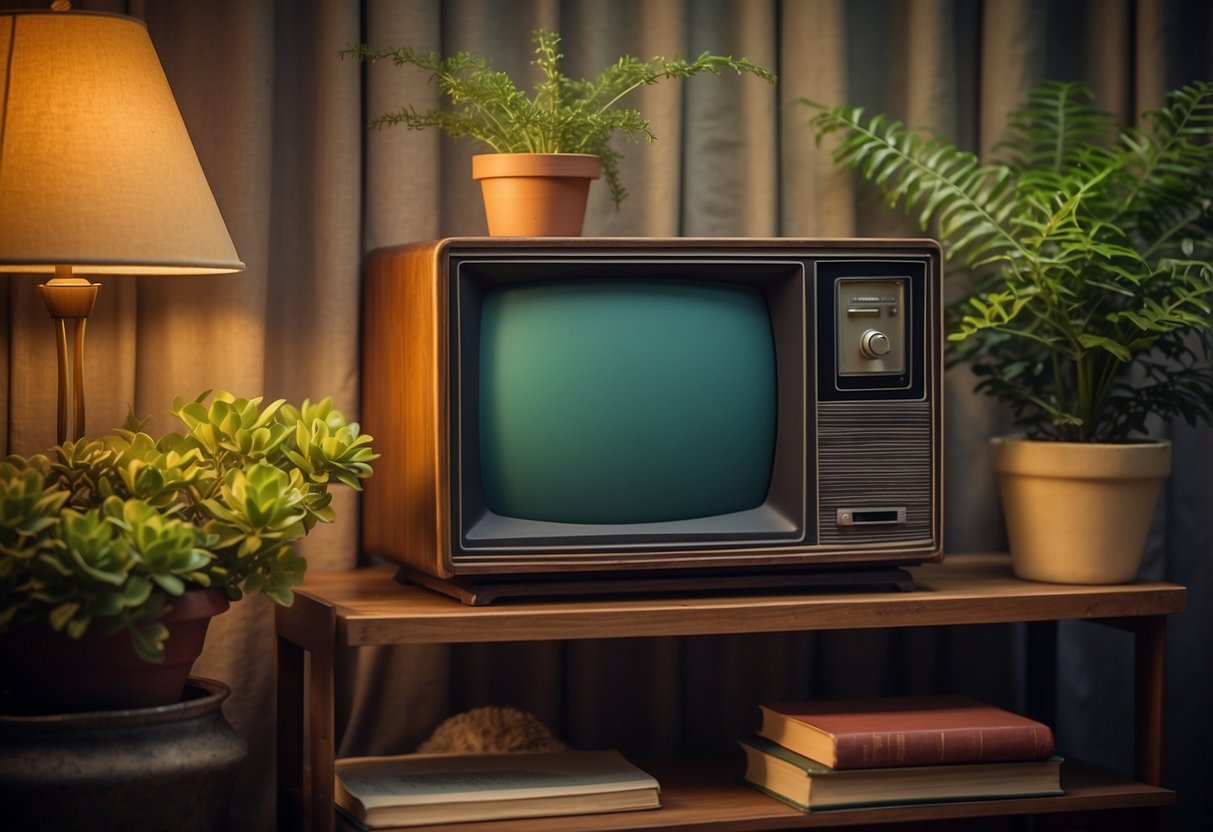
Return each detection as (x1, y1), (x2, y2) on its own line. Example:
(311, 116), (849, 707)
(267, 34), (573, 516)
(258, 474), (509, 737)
(739, 736), (1062, 812)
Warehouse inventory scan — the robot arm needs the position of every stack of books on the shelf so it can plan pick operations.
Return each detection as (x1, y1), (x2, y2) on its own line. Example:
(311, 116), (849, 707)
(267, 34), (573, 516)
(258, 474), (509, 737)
(334, 749), (660, 828)
(740, 695), (1062, 812)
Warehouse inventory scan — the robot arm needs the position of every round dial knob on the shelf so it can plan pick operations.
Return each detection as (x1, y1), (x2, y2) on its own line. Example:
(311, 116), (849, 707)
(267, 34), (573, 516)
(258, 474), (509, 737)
(859, 329), (891, 359)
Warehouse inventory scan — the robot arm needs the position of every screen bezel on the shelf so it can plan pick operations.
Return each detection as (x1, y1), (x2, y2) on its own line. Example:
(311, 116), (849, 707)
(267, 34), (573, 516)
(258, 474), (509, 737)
(450, 256), (812, 555)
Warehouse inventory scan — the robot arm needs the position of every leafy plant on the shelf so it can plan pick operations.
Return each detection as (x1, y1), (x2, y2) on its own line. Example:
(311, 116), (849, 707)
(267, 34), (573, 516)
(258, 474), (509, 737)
(805, 80), (1213, 441)
(342, 28), (775, 206)
(0, 392), (376, 661)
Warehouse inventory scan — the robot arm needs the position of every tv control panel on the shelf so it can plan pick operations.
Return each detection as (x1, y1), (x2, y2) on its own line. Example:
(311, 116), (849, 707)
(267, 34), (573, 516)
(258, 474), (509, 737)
(836, 277), (907, 377)
(816, 259), (926, 400)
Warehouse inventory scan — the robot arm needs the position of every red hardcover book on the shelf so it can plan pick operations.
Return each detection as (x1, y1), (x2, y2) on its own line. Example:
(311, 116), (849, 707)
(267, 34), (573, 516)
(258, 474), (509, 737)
(757, 695), (1055, 769)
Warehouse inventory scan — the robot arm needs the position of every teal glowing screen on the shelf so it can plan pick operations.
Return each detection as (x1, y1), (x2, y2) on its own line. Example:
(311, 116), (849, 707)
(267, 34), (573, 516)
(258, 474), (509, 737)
(478, 280), (777, 524)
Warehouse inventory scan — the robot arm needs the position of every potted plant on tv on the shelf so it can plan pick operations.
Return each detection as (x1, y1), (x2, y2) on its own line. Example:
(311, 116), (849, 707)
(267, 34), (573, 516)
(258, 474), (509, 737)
(803, 80), (1213, 583)
(0, 390), (377, 711)
(342, 28), (775, 236)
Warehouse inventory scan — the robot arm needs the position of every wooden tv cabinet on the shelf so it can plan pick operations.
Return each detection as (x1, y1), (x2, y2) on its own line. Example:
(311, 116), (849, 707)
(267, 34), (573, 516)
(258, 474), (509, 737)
(275, 554), (1185, 832)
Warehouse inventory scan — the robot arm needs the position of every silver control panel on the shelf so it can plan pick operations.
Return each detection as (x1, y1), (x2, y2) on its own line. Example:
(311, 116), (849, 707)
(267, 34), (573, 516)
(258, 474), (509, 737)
(836, 277), (906, 376)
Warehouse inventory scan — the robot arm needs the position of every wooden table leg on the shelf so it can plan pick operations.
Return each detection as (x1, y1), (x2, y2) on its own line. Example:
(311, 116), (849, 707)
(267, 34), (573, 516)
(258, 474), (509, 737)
(276, 595), (338, 832)
(276, 627), (305, 832)
(1094, 614), (1170, 832)
(307, 608), (337, 832)
(1133, 615), (1167, 789)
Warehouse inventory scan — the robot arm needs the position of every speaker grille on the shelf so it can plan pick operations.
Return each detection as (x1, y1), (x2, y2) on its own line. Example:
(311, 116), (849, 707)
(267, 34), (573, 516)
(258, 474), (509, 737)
(817, 400), (936, 545)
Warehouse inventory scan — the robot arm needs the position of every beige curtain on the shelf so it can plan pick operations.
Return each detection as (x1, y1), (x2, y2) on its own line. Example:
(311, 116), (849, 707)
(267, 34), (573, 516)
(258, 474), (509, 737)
(3, 2), (1210, 830)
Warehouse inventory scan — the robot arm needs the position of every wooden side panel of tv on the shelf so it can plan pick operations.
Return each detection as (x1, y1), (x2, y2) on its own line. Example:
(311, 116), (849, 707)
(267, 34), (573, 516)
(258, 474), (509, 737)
(362, 240), (453, 578)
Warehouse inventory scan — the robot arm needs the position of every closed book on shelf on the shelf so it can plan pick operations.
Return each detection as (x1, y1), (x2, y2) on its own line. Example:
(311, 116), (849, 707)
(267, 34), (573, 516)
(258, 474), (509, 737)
(334, 749), (660, 829)
(740, 736), (1063, 811)
(757, 695), (1054, 769)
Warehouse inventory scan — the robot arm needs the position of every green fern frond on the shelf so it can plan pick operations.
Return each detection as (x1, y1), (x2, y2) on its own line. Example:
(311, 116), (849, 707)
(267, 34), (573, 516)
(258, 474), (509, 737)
(344, 31), (774, 206)
(998, 81), (1117, 173)
(805, 102), (1023, 269)
(1118, 81), (1213, 257)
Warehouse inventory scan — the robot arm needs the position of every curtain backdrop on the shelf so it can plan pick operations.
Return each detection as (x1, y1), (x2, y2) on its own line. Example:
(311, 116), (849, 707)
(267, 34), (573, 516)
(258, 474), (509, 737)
(2, 2), (1210, 830)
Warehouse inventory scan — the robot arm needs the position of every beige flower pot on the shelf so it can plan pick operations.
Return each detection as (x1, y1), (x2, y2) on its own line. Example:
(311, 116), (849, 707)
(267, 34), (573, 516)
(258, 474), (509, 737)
(990, 437), (1171, 584)
(471, 153), (601, 236)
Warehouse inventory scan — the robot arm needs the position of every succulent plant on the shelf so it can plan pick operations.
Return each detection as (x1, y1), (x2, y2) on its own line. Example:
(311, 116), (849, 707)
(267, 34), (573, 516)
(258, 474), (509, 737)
(0, 391), (376, 661)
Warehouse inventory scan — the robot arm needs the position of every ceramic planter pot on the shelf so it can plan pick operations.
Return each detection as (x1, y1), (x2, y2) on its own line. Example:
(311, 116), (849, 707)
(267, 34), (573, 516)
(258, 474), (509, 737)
(0, 678), (247, 832)
(990, 436), (1172, 584)
(471, 152), (601, 236)
(0, 588), (230, 712)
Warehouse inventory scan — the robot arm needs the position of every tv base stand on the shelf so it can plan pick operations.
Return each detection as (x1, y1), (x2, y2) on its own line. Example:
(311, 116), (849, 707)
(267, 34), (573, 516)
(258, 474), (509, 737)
(397, 564), (916, 605)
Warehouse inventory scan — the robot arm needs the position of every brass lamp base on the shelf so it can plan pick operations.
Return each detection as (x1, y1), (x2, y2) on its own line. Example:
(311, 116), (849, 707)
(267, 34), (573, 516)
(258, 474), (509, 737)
(37, 275), (99, 444)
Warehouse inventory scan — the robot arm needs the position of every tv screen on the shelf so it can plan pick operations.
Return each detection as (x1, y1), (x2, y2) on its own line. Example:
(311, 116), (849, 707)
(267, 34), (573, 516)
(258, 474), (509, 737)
(478, 279), (777, 525)
(454, 256), (807, 551)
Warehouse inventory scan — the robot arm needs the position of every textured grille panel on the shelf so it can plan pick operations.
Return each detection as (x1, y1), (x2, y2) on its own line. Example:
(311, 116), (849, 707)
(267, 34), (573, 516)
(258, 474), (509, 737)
(817, 400), (936, 545)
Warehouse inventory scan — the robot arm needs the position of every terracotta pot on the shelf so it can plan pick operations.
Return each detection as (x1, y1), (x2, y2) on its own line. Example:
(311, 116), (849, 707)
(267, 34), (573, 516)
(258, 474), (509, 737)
(471, 152), (601, 236)
(0, 678), (247, 832)
(990, 437), (1172, 584)
(0, 588), (230, 712)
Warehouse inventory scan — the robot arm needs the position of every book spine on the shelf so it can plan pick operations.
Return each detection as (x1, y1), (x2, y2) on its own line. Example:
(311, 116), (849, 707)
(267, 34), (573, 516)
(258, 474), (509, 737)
(834, 725), (1054, 768)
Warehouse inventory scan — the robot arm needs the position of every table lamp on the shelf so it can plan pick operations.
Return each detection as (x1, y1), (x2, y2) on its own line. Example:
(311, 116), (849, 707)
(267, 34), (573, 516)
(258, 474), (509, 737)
(0, 4), (244, 444)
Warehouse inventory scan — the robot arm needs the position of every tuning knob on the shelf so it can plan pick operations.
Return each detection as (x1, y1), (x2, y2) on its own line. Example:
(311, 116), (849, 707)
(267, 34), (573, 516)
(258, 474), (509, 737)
(859, 329), (891, 359)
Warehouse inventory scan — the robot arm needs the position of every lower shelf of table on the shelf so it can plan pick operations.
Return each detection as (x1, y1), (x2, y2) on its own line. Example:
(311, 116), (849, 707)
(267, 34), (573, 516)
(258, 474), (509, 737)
(332, 757), (1173, 831)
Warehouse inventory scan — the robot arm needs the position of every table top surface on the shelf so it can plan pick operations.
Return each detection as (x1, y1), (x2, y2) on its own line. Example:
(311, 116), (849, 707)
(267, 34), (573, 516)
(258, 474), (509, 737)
(277, 554), (1186, 647)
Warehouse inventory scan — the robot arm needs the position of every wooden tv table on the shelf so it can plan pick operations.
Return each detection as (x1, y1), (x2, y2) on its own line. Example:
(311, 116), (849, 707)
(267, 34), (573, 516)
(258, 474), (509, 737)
(275, 553), (1185, 832)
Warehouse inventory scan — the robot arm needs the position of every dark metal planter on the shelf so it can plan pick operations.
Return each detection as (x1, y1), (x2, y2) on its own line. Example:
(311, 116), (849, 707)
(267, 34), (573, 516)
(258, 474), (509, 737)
(0, 677), (247, 832)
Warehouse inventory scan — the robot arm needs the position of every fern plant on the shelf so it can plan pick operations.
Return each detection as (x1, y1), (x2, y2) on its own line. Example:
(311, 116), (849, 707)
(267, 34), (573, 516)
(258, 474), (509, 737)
(342, 29), (775, 206)
(805, 81), (1213, 442)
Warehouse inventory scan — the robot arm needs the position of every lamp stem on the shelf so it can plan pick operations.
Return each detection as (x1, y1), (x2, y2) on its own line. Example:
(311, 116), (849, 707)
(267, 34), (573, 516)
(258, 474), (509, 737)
(72, 317), (88, 442)
(53, 320), (70, 446)
(37, 267), (100, 445)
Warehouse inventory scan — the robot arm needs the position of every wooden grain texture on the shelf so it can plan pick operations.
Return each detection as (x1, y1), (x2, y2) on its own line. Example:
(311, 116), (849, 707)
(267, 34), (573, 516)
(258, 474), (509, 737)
(284, 553), (1183, 832)
(1133, 616), (1167, 787)
(362, 240), (452, 578)
(275, 629), (305, 832)
(276, 593), (340, 832)
(280, 554), (1186, 648)
(332, 758), (1172, 832)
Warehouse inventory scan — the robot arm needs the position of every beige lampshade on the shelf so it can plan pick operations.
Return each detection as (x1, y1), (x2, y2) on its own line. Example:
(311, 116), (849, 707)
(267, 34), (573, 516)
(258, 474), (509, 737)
(0, 9), (243, 275)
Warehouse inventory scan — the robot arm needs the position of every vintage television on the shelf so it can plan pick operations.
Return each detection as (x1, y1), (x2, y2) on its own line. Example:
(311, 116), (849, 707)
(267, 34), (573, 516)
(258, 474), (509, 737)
(361, 238), (943, 602)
